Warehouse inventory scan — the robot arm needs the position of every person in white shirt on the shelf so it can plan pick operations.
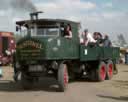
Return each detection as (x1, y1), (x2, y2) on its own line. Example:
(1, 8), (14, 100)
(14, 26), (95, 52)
(83, 29), (96, 46)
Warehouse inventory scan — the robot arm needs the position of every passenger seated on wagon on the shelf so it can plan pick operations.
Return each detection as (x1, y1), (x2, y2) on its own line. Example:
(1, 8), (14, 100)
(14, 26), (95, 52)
(63, 24), (72, 39)
(79, 31), (84, 44)
(103, 34), (112, 47)
(93, 32), (98, 40)
(93, 32), (104, 46)
(82, 29), (96, 46)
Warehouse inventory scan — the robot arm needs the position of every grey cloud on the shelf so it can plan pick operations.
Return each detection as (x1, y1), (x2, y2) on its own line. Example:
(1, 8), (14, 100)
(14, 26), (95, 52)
(0, 0), (36, 12)
(11, 0), (37, 12)
(0, 0), (37, 32)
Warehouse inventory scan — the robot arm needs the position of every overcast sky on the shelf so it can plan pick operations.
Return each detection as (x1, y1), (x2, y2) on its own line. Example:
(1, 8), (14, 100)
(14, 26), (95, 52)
(0, 0), (128, 40)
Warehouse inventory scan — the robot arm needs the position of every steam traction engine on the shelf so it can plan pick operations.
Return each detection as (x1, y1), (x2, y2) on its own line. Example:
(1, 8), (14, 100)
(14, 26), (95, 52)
(13, 12), (120, 91)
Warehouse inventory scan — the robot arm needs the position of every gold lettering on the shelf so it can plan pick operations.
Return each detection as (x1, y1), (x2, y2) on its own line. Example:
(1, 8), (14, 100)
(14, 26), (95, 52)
(17, 40), (42, 49)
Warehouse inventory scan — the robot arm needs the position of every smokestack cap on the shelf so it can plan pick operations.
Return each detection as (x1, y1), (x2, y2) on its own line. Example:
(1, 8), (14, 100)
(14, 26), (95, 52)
(30, 11), (43, 20)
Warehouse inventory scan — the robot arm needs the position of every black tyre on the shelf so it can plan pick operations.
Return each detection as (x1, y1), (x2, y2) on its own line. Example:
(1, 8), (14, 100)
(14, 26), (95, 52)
(106, 60), (114, 80)
(96, 61), (106, 81)
(58, 64), (69, 92)
(21, 73), (33, 90)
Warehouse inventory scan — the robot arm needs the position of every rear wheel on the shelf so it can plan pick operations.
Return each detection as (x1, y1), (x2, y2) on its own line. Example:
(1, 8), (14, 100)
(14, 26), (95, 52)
(58, 64), (69, 92)
(96, 61), (106, 81)
(106, 60), (113, 80)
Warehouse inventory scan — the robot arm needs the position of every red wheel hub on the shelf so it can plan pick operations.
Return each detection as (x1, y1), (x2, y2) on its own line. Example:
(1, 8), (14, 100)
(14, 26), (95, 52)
(108, 64), (113, 77)
(100, 65), (106, 80)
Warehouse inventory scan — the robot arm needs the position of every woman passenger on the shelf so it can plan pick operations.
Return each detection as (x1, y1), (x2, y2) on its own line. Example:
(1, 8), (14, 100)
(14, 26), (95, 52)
(64, 24), (72, 39)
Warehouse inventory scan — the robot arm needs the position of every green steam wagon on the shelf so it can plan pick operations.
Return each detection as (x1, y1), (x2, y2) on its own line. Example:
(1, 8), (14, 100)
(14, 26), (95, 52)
(13, 12), (120, 91)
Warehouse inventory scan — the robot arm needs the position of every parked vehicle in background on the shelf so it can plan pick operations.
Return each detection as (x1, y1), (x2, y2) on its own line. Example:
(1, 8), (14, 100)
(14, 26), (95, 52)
(0, 32), (15, 65)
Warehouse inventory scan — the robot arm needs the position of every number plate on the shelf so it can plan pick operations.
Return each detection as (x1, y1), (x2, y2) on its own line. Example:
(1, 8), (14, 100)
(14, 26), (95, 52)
(29, 65), (43, 72)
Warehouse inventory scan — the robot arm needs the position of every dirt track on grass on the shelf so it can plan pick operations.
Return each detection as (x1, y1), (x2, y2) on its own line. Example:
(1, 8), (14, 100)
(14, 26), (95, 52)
(0, 64), (128, 102)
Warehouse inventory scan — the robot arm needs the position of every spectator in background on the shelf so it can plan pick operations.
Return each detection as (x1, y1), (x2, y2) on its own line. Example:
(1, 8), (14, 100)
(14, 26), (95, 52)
(5, 48), (11, 56)
(103, 34), (112, 47)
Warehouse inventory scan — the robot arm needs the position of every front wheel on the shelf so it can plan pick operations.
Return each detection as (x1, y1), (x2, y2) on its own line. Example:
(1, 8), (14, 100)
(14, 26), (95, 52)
(58, 64), (69, 92)
(21, 73), (34, 90)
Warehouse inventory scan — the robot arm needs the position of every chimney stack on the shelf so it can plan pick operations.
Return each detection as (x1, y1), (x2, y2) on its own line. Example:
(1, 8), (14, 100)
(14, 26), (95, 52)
(30, 11), (43, 20)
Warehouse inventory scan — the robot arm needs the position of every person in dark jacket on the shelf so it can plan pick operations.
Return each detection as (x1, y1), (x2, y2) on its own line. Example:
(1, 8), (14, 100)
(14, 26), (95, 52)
(103, 34), (112, 47)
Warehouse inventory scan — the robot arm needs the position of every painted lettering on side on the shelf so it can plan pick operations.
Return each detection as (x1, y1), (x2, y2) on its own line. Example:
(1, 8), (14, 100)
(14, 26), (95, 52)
(17, 40), (42, 49)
